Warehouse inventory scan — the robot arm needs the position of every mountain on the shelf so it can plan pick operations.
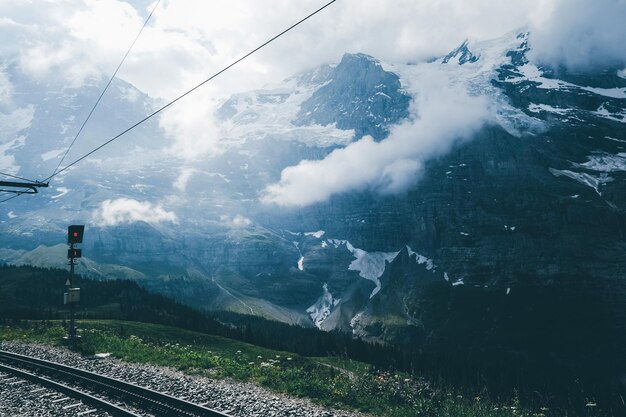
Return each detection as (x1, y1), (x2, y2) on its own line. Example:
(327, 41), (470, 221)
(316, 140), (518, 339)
(294, 52), (411, 140)
(0, 30), (625, 372)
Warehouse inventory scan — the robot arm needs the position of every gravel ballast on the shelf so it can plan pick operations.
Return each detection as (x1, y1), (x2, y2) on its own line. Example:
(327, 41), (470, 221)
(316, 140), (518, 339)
(0, 341), (367, 417)
(0, 367), (112, 417)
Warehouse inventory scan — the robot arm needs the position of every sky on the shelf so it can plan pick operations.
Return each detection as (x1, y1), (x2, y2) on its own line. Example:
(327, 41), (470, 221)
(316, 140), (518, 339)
(1, 0), (623, 98)
(0, 0), (625, 213)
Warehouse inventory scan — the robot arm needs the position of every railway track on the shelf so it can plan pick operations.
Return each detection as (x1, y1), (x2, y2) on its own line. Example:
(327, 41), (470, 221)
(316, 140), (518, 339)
(0, 365), (121, 417)
(0, 350), (231, 417)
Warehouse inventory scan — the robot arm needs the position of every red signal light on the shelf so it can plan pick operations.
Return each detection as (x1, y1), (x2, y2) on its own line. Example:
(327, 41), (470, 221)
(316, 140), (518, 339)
(68, 225), (84, 244)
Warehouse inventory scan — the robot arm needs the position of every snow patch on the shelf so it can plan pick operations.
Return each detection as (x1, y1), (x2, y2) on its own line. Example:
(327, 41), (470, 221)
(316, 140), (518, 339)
(7, 211), (16, 219)
(297, 256), (304, 271)
(41, 148), (66, 162)
(605, 136), (626, 143)
(119, 85), (140, 103)
(452, 279), (465, 287)
(549, 168), (613, 195)
(384, 33), (543, 137)
(0, 136), (26, 174)
(583, 87), (626, 99)
(406, 246), (434, 270)
(328, 239), (399, 298)
(593, 103), (626, 123)
(307, 283), (336, 328)
(328, 240), (439, 298)
(528, 103), (571, 115)
(50, 187), (70, 199)
(507, 63), (626, 98)
(216, 76), (354, 148)
(304, 230), (325, 238)
(578, 153), (626, 172)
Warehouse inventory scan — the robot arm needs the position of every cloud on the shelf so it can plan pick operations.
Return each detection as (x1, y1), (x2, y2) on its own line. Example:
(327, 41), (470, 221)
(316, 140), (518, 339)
(159, 92), (223, 159)
(1, 0), (622, 166)
(528, 0), (626, 71)
(1, 1), (542, 97)
(261, 71), (492, 207)
(15, 0), (146, 88)
(92, 197), (177, 226)
(220, 214), (252, 227)
(173, 168), (197, 192)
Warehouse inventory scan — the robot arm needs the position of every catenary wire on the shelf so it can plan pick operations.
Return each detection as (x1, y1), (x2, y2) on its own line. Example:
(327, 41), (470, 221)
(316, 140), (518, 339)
(0, 192), (25, 204)
(49, 0), (162, 179)
(0, 172), (40, 204)
(0, 171), (39, 183)
(1, 0), (161, 204)
(43, 0), (339, 182)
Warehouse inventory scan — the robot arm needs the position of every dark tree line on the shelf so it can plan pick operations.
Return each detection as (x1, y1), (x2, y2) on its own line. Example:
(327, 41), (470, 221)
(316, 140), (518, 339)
(1, 264), (623, 416)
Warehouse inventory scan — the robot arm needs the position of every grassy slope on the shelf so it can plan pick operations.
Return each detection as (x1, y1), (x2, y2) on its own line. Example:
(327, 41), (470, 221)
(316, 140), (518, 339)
(0, 320), (548, 417)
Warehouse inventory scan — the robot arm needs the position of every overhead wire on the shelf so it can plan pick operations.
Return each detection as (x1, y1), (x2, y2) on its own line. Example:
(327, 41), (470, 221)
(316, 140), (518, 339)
(0, 0), (161, 205)
(0, 172), (42, 204)
(0, 171), (39, 183)
(50, 0), (162, 179)
(43, 0), (340, 182)
(0, 192), (25, 204)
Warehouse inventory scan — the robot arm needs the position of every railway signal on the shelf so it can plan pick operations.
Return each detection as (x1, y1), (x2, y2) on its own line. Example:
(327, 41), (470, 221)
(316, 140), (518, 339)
(64, 224), (84, 345)
(68, 225), (84, 244)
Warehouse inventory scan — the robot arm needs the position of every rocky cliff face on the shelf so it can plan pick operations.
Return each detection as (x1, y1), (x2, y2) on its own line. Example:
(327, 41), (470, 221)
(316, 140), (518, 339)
(294, 53), (411, 140)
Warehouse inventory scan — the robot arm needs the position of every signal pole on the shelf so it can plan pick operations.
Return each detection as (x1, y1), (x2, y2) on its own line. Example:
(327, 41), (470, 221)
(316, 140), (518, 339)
(64, 225), (84, 347)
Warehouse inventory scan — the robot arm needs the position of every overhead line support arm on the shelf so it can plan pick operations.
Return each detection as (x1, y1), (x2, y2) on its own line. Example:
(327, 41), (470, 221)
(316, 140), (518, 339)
(0, 180), (49, 194)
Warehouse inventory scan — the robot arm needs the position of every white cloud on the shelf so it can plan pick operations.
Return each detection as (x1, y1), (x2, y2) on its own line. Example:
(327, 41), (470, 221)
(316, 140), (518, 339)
(173, 167), (197, 192)
(3, 1), (622, 94)
(220, 214), (252, 227)
(92, 197), (177, 226)
(528, 0), (626, 71)
(0, 1), (541, 98)
(15, 0), (145, 88)
(159, 92), (223, 159)
(261, 71), (492, 206)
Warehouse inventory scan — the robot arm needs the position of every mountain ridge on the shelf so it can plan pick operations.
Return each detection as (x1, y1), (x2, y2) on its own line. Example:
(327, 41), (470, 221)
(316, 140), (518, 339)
(0, 31), (624, 354)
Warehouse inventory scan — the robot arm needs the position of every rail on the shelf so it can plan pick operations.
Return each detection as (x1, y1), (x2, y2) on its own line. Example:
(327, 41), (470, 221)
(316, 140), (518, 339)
(0, 350), (231, 417)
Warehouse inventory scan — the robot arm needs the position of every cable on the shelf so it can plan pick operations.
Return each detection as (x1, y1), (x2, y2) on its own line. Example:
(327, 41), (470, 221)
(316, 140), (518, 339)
(0, 192), (25, 204)
(49, 0), (161, 179)
(0, 0), (161, 197)
(0, 171), (38, 183)
(44, 0), (339, 182)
